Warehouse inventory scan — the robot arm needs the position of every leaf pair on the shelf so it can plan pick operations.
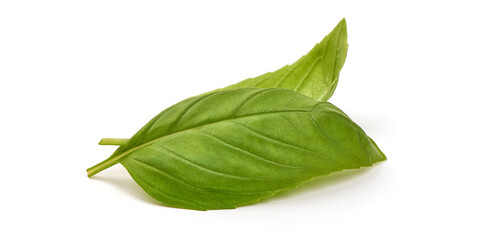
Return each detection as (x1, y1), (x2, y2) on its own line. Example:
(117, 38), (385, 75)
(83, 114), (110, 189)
(87, 19), (386, 210)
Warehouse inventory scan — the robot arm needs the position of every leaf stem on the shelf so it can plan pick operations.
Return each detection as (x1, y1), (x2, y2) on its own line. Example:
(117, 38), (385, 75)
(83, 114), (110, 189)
(86, 158), (119, 177)
(98, 138), (129, 146)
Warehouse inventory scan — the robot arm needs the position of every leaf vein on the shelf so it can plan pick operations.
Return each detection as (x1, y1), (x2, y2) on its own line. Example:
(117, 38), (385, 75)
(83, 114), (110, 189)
(308, 114), (361, 163)
(231, 88), (275, 117)
(124, 162), (208, 209)
(279, 115), (301, 134)
(148, 144), (285, 181)
(318, 27), (344, 101)
(273, 60), (302, 88)
(293, 57), (322, 92)
(128, 157), (273, 195)
(197, 130), (303, 170)
(110, 109), (321, 165)
(229, 120), (328, 163)
(166, 91), (221, 135)
(252, 72), (275, 87)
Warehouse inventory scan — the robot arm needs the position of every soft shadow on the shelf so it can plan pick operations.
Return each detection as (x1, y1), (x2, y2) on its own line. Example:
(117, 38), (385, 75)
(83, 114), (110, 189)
(90, 168), (160, 206)
(259, 162), (385, 204)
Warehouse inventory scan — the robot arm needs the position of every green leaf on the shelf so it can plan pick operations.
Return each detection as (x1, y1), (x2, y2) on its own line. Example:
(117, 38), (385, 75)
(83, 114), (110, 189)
(88, 88), (385, 210)
(221, 18), (348, 101)
(96, 19), (348, 147)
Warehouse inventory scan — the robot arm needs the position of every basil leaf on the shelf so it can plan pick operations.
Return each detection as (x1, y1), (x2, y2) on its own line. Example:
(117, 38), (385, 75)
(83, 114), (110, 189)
(97, 19), (348, 146)
(222, 18), (348, 101)
(88, 88), (385, 210)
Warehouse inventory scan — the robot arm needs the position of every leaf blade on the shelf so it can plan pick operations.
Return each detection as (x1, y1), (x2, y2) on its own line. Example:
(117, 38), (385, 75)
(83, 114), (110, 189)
(110, 88), (385, 210)
(222, 18), (348, 101)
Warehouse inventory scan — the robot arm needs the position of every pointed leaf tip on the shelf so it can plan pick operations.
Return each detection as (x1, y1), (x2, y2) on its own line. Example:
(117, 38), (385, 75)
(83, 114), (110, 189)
(221, 19), (350, 102)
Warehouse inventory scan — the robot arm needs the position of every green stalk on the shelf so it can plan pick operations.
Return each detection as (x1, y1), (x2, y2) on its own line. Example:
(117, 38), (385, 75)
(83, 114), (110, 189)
(98, 138), (129, 146)
(86, 158), (119, 177)
(88, 136), (168, 177)
(87, 138), (128, 177)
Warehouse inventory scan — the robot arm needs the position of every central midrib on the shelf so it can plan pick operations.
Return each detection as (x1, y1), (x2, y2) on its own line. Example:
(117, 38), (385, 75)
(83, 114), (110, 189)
(109, 106), (330, 164)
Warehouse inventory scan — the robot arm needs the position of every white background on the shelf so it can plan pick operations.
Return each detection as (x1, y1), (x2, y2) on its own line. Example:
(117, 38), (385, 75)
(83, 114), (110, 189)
(1, 1), (482, 239)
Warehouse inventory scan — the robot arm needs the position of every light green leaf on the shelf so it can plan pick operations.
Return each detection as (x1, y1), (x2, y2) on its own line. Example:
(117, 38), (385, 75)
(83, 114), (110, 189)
(88, 88), (385, 210)
(96, 19), (348, 147)
(222, 18), (348, 101)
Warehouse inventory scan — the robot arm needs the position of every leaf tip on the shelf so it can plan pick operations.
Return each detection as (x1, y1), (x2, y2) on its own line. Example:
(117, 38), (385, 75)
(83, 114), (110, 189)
(337, 18), (347, 35)
(340, 17), (346, 25)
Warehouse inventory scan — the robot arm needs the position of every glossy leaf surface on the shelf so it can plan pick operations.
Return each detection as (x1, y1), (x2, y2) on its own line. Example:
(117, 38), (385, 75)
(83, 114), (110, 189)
(97, 88), (385, 210)
(222, 19), (348, 101)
